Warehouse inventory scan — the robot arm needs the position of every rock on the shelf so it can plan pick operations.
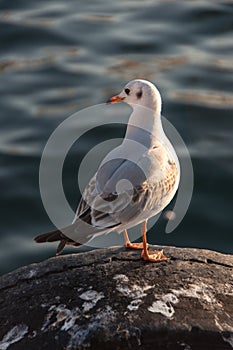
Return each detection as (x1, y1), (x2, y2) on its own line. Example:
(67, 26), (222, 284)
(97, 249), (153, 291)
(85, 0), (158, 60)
(0, 246), (233, 350)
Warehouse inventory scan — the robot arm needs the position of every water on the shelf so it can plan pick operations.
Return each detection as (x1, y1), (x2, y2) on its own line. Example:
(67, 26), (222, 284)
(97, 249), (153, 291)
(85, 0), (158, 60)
(0, 0), (232, 275)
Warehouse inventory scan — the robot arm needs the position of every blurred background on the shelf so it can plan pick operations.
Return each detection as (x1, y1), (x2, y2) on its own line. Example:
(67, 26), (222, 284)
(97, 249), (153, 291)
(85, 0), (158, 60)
(0, 0), (232, 275)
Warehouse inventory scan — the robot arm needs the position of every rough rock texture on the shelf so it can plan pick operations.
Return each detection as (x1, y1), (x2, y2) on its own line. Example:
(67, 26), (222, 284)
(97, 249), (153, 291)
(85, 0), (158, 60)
(0, 246), (233, 350)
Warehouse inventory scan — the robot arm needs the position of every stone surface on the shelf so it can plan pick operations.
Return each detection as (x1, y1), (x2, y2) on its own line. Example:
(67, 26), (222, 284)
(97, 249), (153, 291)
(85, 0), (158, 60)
(0, 245), (233, 350)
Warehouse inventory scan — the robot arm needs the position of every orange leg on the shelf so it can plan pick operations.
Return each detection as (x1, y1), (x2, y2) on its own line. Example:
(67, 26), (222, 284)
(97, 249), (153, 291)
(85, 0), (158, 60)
(123, 229), (147, 250)
(141, 221), (169, 262)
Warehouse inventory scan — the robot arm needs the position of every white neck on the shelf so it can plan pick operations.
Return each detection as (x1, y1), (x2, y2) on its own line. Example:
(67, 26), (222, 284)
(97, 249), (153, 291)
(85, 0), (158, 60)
(124, 105), (165, 148)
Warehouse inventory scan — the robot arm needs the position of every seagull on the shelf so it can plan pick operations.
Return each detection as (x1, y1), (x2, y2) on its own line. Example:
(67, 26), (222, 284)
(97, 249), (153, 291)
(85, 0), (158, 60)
(34, 79), (180, 262)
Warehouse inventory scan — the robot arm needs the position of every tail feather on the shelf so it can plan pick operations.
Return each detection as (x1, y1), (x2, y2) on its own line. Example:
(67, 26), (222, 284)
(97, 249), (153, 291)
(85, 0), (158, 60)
(34, 219), (112, 255)
(34, 225), (81, 255)
(56, 240), (68, 256)
(34, 229), (68, 243)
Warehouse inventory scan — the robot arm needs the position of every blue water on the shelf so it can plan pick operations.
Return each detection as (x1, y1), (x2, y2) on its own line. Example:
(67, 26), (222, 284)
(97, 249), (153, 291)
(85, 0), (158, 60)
(0, 0), (232, 275)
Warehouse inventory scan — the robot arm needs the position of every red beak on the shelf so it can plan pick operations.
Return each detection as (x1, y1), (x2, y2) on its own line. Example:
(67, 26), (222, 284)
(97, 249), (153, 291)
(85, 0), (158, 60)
(107, 95), (125, 104)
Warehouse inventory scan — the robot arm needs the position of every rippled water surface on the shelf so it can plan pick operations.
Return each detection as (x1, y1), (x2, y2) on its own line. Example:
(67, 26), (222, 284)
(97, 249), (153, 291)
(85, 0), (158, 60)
(0, 0), (232, 274)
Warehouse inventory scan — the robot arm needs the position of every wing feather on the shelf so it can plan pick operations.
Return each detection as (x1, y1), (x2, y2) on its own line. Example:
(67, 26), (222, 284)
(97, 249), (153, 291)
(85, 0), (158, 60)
(74, 147), (178, 231)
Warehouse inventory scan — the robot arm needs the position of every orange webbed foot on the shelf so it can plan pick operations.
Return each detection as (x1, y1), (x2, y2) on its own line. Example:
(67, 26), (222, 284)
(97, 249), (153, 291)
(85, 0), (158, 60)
(141, 249), (169, 262)
(125, 242), (148, 250)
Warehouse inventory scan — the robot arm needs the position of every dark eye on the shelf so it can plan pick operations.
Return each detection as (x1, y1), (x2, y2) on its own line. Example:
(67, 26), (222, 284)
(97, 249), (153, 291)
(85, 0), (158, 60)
(124, 88), (130, 95)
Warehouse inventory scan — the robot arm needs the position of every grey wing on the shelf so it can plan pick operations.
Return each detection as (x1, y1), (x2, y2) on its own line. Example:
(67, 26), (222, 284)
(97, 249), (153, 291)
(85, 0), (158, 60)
(75, 157), (150, 228)
(96, 157), (147, 193)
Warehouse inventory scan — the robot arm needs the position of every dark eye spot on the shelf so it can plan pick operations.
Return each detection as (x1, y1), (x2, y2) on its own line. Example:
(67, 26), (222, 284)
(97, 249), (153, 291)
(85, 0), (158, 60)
(124, 88), (130, 95)
(136, 89), (143, 99)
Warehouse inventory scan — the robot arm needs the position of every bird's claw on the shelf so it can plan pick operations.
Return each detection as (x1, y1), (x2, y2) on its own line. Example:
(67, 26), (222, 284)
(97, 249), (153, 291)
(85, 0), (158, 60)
(125, 242), (148, 250)
(141, 249), (169, 262)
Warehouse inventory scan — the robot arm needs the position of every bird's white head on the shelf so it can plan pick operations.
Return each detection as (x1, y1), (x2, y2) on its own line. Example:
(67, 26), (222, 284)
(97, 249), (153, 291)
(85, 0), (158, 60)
(107, 79), (162, 115)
